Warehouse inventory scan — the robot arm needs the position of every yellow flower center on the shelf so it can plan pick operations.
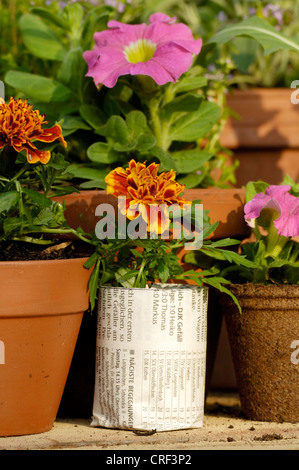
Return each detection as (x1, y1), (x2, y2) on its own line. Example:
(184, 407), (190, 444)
(124, 39), (156, 64)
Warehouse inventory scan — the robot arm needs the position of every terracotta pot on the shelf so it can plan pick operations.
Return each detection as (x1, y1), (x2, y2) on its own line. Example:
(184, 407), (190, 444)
(0, 257), (91, 437)
(55, 187), (248, 240)
(220, 88), (299, 186)
(221, 283), (299, 423)
(221, 88), (299, 148)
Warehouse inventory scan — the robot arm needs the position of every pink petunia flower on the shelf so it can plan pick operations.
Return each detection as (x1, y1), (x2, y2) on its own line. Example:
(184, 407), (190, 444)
(244, 185), (299, 238)
(83, 12), (202, 88)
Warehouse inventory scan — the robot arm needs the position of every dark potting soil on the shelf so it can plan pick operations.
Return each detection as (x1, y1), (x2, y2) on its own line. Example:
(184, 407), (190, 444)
(0, 240), (94, 261)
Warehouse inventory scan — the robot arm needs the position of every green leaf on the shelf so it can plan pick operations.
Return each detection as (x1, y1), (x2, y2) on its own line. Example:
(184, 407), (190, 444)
(178, 172), (205, 188)
(57, 48), (87, 92)
(0, 191), (19, 212)
(174, 76), (208, 93)
(22, 189), (52, 208)
(172, 149), (212, 173)
(245, 180), (269, 203)
(19, 14), (67, 60)
(3, 217), (22, 235)
(79, 105), (106, 129)
(209, 16), (299, 55)
(126, 110), (148, 136)
(66, 163), (107, 184)
(88, 258), (101, 311)
(87, 142), (120, 164)
(170, 101), (221, 142)
(136, 134), (156, 152)
(79, 180), (106, 189)
(61, 115), (91, 131)
(115, 267), (137, 288)
(151, 146), (177, 172)
(5, 71), (73, 103)
(81, 6), (112, 50)
(30, 7), (70, 30)
(113, 141), (138, 152)
(106, 115), (130, 144)
(162, 94), (203, 115)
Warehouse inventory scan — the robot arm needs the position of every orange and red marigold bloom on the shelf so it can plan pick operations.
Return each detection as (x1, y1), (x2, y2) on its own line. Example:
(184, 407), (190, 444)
(105, 159), (190, 234)
(0, 97), (66, 164)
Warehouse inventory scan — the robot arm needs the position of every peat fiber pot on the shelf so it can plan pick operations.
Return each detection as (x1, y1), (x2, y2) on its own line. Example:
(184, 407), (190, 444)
(221, 284), (299, 423)
(0, 257), (91, 437)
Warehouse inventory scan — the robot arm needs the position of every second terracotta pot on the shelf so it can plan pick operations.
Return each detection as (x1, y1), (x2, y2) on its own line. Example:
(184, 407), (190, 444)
(55, 187), (248, 240)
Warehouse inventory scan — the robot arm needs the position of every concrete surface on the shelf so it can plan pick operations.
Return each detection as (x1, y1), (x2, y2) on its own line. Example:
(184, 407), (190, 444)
(1, 391), (299, 451)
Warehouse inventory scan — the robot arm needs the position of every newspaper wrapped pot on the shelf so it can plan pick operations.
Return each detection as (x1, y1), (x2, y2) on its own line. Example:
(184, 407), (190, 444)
(91, 284), (208, 431)
(222, 284), (299, 423)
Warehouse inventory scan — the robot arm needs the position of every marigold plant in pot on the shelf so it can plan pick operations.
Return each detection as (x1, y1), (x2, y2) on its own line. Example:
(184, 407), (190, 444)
(187, 177), (299, 423)
(0, 96), (94, 437)
(85, 158), (254, 432)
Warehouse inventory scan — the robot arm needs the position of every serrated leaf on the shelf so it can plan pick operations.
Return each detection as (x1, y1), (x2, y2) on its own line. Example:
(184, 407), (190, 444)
(23, 188), (52, 208)
(0, 191), (19, 212)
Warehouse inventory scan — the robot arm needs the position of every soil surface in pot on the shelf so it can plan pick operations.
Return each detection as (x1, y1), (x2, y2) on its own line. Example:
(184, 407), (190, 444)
(0, 240), (93, 261)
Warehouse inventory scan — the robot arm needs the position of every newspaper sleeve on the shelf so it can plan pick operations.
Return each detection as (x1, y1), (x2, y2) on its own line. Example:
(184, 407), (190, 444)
(91, 284), (208, 432)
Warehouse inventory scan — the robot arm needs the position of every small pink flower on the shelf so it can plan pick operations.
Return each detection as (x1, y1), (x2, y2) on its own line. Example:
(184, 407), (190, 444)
(83, 12), (202, 88)
(244, 185), (299, 238)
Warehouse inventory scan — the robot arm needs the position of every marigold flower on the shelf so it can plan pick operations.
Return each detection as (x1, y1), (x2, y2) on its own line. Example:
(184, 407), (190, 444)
(83, 12), (202, 88)
(0, 97), (66, 164)
(244, 185), (299, 238)
(105, 159), (190, 234)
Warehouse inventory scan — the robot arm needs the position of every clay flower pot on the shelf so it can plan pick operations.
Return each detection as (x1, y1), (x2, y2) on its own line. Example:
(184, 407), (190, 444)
(221, 283), (299, 423)
(0, 257), (91, 437)
(55, 187), (248, 240)
(220, 88), (299, 186)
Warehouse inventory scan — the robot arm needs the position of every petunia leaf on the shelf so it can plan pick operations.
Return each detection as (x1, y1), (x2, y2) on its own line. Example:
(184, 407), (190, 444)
(172, 149), (213, 173)
(106, 115), (130, 145)
(87, 142), (120, 164)
(174, 76), (208, 93)
(209, 16), (299, 55)
(5, 71), (73, 103)
(162, 94), (203, 116)
(151, 146), (177, 172)
(169, 101), (221, 142)
(30, 7), (70, 30)
(79, 105), (106, 129)
(19, 14), (67, 61)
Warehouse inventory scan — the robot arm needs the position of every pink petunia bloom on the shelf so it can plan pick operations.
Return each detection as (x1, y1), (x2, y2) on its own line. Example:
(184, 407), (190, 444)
(244, 185), (299, 238)
(83, 12), (202, 88)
